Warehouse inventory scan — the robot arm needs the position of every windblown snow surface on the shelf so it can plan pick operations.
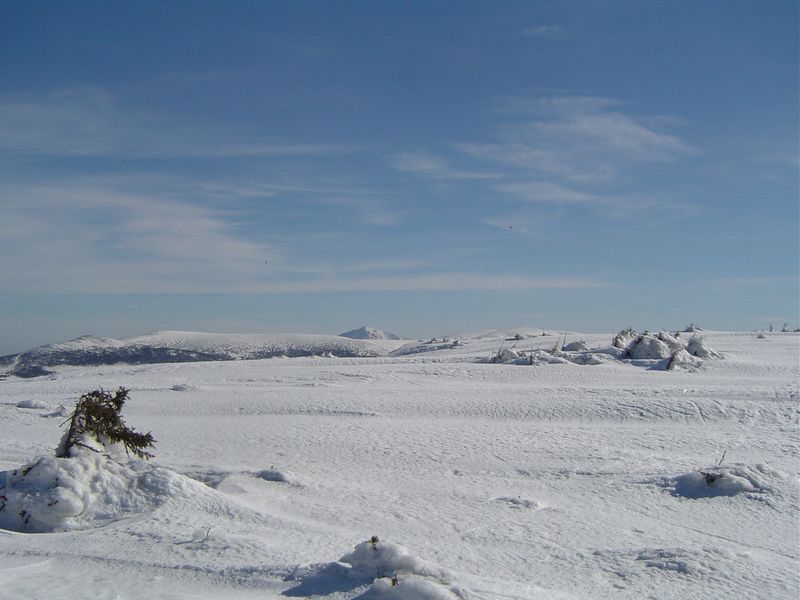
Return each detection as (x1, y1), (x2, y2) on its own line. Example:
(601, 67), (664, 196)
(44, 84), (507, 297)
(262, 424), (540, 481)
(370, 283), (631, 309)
(0, 330), (797, 599)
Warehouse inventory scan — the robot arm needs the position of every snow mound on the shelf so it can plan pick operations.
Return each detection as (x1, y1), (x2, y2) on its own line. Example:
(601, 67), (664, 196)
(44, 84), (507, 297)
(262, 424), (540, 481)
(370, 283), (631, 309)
(663, 464), (779, 499)
(563, 340), (589, 352)
(0, 448), (210, 532)
(340, 326), (401, 340)
(286, 538), (458, 599)
(626, 333), (672, 360)
(341, 539), (458, 599)
(169, 383), (195, 391)
(656, 331), (683, 353)
(16, 399), (48, 409)
(667, 348), (702, 371)
(612, 327), (637, 349)
(492, 348), (521, 363)
(358, 575), (460, 599)
(686, 336), (720, 359)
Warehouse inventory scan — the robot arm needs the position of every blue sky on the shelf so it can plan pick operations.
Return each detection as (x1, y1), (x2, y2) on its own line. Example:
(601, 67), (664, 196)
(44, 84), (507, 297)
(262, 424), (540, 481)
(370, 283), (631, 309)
(1, 0), (797, 353)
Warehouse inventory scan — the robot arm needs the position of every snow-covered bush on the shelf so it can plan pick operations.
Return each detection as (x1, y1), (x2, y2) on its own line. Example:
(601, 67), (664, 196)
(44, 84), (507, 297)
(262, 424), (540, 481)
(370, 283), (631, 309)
(563, 340), (589, 352)
(0, 387), (164, 533)
(686, 336), (720, 359)
(491, 348), (520, 363)
(667, 349), (702, 371)
(612, 328), (636, 349)
(57, 387), (154, 460)
(663, 464), (779, 499)
(0, 449), (204, 532)
(339, 538), (458, 599)
(287, 537), (460, 599)
(625, 333), (672, 360)
(656, 331), (683, 353)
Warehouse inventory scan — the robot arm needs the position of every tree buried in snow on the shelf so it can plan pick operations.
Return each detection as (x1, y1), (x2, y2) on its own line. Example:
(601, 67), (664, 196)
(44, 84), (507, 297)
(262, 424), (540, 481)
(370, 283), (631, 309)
(57, 387), (155, 460)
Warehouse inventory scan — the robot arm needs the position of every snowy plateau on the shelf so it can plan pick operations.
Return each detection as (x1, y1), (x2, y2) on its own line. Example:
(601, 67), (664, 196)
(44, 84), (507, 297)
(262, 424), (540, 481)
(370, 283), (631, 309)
(0, 329), (798, 599)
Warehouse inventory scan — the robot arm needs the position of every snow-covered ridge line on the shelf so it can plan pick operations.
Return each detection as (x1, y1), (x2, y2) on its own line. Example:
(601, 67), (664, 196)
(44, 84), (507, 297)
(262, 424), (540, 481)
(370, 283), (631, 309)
(0, 331), (406, 377)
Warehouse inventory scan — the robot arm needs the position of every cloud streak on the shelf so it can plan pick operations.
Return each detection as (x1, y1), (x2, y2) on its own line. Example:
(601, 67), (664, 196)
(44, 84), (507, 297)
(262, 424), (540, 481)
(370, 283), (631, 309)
(0, 180), (606, 295)
(0, 87), (349, 159)
(461, 95), (699, 183)
(387, 149), (505, 180)
(0, 183), (278, 294)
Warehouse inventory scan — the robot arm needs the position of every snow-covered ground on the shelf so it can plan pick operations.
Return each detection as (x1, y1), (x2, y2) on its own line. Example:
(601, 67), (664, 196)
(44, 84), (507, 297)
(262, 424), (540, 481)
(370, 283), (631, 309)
(0, 330), (797, 599)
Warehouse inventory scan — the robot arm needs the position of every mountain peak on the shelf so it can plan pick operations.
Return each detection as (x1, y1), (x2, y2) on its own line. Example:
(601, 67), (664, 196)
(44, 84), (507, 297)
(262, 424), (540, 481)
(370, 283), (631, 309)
(339, 326), (401, 340)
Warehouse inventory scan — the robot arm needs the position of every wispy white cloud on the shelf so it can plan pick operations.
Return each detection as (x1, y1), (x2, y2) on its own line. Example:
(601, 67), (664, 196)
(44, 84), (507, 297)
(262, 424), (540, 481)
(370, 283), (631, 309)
(0, 87), (349, 159)
(497, 181), (639, 208)
(714, 276), (799, 286)
(240, 273), (608, 294)
(460, 95), (699, 184)
(313, 196), (402, 226)
(387, 149), (505, 180)
(0, 183), (279, 294)
(521, 25), (562, 37)
(0, 179), (608, 294)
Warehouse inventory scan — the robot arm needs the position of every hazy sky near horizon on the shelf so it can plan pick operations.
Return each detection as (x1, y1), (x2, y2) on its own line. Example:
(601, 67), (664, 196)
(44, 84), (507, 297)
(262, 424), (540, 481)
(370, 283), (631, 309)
(1, 0), (798, 354)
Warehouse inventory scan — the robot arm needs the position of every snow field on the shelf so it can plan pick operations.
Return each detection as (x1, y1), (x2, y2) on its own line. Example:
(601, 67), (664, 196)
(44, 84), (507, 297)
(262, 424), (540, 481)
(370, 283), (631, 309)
(0, 331), (797, 599)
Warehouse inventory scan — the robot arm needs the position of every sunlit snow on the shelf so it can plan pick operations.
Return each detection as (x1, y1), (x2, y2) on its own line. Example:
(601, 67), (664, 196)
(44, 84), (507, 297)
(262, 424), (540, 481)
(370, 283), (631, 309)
(0, 329), (797, 599)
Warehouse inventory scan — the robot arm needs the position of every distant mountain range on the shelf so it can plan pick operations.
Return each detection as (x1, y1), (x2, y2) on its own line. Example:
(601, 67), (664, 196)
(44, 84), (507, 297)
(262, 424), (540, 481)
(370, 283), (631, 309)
(0, 331), (404, 378)
(338, 326), (401, 340)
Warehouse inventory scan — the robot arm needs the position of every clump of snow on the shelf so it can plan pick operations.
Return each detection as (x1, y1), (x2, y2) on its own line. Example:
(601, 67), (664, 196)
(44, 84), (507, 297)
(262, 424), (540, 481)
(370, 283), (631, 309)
(656, 331), (683, 353)
(359, 574), (461, 599)
(169, 383), (195, 391)
(667, 348), (702, 371)
(287, 538), (458, 599)
(491, 348), (521, 363)
(16, 399), (48, 409)
(686, 336), (720, 359)
(563, 340), (589, 352)
(626, 333), (672, 360)
(582, 353), (612, 365)
(0, 447), (208, 532)
(663, 464), (778, 499)
(612, 327), (637, 349)
(337, 538), (456, 596)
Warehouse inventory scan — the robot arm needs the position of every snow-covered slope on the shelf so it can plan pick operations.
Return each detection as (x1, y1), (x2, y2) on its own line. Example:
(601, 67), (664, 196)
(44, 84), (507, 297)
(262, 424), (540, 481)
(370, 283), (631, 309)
(0, 330), (797, 599)
(339, 326), (402, 340)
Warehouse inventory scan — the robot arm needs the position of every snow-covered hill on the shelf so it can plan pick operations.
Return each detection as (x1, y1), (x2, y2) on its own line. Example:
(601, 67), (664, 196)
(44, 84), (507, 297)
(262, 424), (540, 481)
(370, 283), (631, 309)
(339, 325), (401, 340)
(0, 331), (405, 377)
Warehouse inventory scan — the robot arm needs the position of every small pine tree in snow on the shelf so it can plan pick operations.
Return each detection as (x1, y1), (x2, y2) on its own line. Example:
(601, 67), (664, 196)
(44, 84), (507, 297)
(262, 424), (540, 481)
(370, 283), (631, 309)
(57, 387), (155, 460)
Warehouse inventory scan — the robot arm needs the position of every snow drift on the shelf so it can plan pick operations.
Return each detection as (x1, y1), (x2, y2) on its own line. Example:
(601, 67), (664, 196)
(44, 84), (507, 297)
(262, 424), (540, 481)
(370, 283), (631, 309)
(0, 446), (211, 532)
